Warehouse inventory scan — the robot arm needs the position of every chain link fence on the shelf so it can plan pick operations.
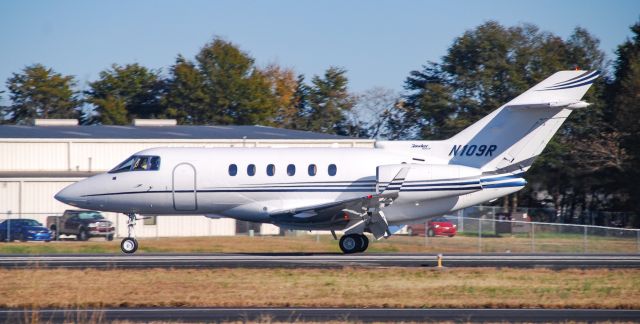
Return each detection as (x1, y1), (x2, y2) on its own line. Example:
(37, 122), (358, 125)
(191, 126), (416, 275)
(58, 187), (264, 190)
(2, 209), (639, 253)
(406, 206), (640, 253)
(454, 217), (640, 253)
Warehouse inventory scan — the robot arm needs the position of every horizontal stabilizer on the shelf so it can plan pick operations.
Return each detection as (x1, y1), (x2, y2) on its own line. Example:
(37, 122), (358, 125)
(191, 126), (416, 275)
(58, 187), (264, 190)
(508, 70), (599, 106)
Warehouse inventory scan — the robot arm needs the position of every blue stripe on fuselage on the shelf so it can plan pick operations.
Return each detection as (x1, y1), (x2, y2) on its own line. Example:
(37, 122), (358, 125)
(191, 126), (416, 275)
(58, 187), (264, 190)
(83, 173), (527, 197)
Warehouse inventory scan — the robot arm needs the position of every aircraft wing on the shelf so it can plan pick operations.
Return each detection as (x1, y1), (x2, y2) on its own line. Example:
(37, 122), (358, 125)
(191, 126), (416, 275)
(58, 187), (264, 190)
(269, 167), (409, 238)
(268, 196), (374, 228)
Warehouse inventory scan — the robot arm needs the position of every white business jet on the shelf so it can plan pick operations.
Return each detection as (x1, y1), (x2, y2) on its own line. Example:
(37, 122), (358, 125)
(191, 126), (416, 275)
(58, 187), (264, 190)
(55, 70), (599, 254)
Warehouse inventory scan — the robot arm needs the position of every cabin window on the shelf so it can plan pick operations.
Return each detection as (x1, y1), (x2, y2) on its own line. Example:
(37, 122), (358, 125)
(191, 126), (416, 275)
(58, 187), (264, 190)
(328, 164), (337, 176)
(287, 164), (296, 176)
(308, 164), (317, 176)
(228, 164), (238, 176)
(247, 164), (256, 176)
(267, 164), (275, 176)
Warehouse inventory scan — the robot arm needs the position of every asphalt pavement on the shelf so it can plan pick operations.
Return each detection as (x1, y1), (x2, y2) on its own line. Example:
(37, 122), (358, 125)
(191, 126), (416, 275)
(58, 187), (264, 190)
(0, 252), (639, 269)
(0, 307), (638, 323)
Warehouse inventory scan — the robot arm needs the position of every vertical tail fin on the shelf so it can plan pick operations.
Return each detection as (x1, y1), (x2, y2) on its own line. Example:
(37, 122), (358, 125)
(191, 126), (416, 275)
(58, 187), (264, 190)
(447, 70), (600, 173)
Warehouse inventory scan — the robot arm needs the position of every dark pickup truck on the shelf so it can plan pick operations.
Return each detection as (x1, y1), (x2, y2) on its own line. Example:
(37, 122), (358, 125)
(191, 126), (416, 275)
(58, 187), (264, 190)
(47, 210), (115, 241)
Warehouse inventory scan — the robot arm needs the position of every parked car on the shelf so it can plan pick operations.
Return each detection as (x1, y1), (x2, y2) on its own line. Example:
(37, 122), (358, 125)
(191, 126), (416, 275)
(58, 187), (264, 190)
(47, 210), (115, 241)
(0, 219), (52, 242)
(406, 217), (457, 237)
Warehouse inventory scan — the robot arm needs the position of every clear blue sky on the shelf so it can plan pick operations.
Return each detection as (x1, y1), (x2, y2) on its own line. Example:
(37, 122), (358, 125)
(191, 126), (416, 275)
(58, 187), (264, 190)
(0, 0), (638, 105)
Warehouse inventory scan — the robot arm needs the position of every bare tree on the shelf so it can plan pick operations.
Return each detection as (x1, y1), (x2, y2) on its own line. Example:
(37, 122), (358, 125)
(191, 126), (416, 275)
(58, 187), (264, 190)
(349, 87), (404, 139)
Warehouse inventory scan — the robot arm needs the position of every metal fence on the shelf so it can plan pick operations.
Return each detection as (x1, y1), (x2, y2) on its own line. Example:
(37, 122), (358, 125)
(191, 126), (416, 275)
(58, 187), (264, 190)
(420, 206), (640, 253)
(2, 209), (639, 253)
(451, 217), (640, 253)
(462, 205), (636, 227)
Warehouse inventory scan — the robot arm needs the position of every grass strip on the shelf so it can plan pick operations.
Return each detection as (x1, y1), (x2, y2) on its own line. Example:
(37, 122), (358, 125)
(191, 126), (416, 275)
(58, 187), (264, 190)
(0, 267), (638, 309)
(0, 234), (637, 254)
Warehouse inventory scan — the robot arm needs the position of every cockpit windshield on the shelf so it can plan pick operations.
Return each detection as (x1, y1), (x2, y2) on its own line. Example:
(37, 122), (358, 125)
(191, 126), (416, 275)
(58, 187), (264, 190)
(109, 155), (161, 173)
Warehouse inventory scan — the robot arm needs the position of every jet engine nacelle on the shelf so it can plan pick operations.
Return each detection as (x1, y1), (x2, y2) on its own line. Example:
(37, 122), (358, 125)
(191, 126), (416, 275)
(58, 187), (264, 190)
(376, 163), (483, 201)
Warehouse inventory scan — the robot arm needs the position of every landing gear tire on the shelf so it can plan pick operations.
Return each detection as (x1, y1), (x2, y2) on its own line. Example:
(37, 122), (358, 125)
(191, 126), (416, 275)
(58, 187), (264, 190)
(427, 228), (435, 237)
(339, 234), (369, 254)
(120, 237), (138, 254)
(339, 234), (361, 254)
(359, 234), (369, 253)
(106, 234), (114, 241)
(122, 213), (138, 254)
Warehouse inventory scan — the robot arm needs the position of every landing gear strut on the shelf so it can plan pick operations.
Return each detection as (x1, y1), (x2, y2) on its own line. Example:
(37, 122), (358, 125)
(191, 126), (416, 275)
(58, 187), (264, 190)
(339, 233), (369, 254)
(120, 213), (138, 254)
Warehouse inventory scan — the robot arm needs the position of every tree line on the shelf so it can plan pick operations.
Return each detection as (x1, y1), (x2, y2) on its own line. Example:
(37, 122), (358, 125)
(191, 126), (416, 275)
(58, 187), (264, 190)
(1, 20), (639, 225)
(0, 38), (358, 136)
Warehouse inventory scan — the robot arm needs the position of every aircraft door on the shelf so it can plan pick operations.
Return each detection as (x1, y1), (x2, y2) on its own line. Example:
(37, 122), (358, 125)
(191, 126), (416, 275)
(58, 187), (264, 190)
(172, 163), (197, 211)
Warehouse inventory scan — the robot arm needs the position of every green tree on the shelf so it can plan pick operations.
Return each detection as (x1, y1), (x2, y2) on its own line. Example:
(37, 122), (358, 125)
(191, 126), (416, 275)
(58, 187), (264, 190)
(85, 63), (164, 125)
(610, 20), (640, 153)
(287, 74), (310, 130)
(0, 92), (5, 123)
(404, 21), (611, 222)
(403, 63), (455, 139)
(305, 67), (355, 135)
(89, 96), (128, 125)
(608, 20), (640, 225)
(404, 23), (601, 140)
(4, 64), (79, 124)
(163, 55), (210, 125)
(196, 38), (276, 125)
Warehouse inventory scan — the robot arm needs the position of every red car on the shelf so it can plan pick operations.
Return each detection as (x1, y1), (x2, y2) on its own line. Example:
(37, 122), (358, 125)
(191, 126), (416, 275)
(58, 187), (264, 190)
(406, 217), (457, 237)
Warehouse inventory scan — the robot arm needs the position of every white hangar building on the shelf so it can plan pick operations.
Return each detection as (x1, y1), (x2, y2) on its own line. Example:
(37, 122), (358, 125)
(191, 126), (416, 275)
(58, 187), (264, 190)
(0, 119), (374, 238)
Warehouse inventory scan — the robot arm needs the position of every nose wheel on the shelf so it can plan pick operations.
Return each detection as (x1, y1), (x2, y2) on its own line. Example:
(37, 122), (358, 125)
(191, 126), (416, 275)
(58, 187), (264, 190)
(121, 237), (138, 254)
(339, 233), (369, 254)
(121, 213), (139, 254)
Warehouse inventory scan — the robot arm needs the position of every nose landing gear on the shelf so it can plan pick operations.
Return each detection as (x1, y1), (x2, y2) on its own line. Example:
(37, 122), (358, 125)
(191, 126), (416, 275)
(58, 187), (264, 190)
(339, 233), (369, 254)
(120, 213), (138, 254)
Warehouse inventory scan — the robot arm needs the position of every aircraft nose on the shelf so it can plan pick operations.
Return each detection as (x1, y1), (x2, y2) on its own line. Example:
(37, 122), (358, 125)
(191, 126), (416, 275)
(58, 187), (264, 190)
(55, 182), (88, 207)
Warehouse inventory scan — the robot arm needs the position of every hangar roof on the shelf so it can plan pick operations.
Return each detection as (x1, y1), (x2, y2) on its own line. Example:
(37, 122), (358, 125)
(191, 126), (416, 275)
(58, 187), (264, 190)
(0, 125), (360, 140)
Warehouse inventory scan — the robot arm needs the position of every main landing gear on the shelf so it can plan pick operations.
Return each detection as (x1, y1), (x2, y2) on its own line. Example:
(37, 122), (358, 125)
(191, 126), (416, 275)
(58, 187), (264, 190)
(339, 233), (369, 254)
(120, 213), (138, 254)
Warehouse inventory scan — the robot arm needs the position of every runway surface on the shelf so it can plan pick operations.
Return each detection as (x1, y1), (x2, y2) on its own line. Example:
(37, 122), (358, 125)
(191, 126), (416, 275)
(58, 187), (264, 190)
(0, 307), (639, 323)
(1, 253), (639, 269)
